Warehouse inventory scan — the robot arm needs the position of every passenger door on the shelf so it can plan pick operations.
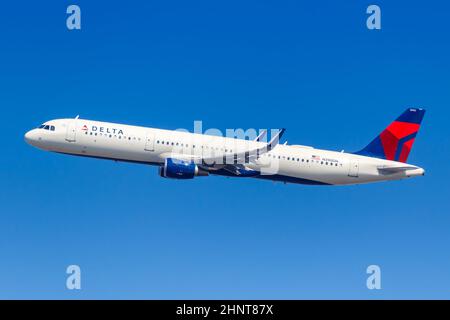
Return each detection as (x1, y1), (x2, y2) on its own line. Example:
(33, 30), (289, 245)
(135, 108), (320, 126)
(144, 132), (155, 151)
(65, 120), (77, 142)
(348, 160), (359, 177)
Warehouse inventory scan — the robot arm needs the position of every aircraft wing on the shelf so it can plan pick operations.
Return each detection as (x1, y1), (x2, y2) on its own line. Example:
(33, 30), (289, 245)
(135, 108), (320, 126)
(201, 128), (286, 165)
(159, 129), (285, 171)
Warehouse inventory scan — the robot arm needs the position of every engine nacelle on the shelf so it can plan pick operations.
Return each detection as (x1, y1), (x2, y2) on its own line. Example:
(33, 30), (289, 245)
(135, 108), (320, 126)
(159, 158), (208, 179)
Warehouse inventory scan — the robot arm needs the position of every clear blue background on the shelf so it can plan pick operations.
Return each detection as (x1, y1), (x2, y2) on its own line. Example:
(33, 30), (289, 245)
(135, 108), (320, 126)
(0, 1), (449, 299)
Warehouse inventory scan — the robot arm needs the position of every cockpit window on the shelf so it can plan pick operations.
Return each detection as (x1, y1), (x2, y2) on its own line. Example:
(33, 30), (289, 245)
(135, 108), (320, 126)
(37, 124), (55, 131)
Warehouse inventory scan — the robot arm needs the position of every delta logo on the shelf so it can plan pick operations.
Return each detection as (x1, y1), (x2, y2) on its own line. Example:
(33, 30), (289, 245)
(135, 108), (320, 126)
(82, 124), (124, 135)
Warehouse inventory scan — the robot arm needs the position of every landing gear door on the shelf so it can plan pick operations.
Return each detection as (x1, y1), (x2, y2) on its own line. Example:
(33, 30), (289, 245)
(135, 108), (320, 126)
(348, 160), (359, 177)
(144, 132), (155, 151)
(65, 120), (77, 142)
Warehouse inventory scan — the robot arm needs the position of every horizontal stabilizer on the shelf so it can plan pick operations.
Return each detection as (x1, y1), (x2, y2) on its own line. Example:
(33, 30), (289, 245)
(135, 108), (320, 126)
(377, 165), (419, 174)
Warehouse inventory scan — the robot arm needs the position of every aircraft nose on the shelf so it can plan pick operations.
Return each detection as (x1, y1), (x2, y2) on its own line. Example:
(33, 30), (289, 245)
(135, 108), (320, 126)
(24, 129), (39, 146)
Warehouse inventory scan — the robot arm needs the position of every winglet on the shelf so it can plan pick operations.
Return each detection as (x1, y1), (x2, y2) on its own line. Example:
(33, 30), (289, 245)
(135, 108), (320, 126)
(254, 129), (267, 142)
(267, 128), (286, 151)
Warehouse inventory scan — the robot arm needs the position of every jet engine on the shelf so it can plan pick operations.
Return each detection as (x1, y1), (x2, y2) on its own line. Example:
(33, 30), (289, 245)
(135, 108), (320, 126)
(159, 158), (209, 179)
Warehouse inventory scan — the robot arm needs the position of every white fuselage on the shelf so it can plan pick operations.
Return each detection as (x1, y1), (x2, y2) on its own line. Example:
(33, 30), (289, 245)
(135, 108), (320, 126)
(24, 118), (425, 185)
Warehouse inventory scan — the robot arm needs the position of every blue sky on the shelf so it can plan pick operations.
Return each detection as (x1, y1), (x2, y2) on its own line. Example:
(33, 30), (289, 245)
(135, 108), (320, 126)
(0, 1), (449, 299)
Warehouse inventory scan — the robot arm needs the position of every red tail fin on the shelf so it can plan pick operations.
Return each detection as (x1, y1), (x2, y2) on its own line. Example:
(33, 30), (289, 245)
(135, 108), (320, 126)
(355, 108), (426, 163)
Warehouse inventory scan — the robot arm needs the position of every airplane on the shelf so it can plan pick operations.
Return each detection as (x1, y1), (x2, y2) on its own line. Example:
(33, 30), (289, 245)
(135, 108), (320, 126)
(24, 108), (426, 186)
